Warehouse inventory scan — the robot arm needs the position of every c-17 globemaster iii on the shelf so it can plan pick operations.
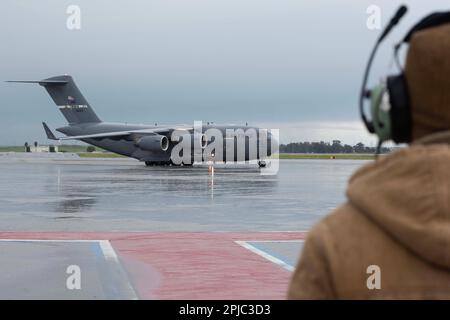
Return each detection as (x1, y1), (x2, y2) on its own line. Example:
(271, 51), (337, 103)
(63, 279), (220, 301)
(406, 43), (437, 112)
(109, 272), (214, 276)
(7, 75), (276, 167)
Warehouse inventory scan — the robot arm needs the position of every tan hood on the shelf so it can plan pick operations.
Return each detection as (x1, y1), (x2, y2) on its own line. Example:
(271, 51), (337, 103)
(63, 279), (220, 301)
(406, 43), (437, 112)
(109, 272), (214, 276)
(405, 24), (450, 140)
(346, 132), (450, 268)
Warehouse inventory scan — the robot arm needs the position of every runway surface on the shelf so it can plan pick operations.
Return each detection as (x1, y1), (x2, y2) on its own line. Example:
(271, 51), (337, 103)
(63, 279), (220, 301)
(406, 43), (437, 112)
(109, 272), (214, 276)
(0, 155), (367, 299)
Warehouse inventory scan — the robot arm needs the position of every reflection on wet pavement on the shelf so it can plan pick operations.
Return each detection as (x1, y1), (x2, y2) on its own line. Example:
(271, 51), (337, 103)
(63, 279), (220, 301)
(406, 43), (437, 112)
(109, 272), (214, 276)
(0, 158), (367, 232)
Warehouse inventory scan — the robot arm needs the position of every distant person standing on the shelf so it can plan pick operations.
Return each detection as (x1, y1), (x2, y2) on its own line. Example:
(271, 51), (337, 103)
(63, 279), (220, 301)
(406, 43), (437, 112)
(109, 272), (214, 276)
(289, 10), (450, 299)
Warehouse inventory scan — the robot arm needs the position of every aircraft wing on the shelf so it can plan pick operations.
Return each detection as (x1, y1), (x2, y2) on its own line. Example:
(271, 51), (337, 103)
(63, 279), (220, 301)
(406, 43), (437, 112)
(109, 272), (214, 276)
(42, 123), (193, 141)
(56, 131), (135, 140)
(143, 126), (193, 135)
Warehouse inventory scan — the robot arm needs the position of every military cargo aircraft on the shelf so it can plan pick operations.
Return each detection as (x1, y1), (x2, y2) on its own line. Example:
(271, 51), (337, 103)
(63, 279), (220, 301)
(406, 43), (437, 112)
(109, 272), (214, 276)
(8, 75), (274, 167)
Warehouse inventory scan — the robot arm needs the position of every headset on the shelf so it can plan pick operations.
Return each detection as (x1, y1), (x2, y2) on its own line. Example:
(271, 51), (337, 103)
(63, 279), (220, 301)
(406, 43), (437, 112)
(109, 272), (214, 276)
(360, 6), (450, 145)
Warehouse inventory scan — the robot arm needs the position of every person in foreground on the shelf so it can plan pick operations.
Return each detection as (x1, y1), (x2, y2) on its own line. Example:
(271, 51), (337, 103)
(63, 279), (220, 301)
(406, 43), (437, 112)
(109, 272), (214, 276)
(288, 11), (450, 299)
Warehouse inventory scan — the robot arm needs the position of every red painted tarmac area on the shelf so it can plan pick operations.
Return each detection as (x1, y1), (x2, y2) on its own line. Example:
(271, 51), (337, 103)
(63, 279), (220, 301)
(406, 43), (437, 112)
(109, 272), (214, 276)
(0, 232), (307, 299)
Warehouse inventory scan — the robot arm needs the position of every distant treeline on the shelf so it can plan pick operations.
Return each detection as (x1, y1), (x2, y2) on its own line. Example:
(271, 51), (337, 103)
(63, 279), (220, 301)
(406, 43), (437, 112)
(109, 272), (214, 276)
(279, 140), (391, 154)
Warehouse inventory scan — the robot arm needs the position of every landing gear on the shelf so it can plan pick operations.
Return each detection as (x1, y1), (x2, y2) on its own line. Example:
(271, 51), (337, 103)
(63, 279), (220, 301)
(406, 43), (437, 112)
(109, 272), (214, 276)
(145, 160), (173, 166)
(145, 160), (194, 167)
(258, 160), (267, 168)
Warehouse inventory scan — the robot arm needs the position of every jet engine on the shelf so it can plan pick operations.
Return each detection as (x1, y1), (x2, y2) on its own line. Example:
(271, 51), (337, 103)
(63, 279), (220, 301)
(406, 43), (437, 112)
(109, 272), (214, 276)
(137, 135), (169, 152)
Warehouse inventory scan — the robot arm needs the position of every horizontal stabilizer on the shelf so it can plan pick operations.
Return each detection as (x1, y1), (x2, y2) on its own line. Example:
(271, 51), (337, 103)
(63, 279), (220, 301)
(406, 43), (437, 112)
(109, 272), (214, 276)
(6, 80), (68, 86)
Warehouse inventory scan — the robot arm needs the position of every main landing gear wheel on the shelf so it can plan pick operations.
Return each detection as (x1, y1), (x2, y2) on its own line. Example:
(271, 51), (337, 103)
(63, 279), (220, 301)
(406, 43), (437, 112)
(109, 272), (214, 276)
(144, 159), (197, 167)
(258, 161), (267, 168)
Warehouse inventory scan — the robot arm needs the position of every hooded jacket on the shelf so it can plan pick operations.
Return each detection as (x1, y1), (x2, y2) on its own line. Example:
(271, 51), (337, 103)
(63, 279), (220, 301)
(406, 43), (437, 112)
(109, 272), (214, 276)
(288, 132), (450, 299)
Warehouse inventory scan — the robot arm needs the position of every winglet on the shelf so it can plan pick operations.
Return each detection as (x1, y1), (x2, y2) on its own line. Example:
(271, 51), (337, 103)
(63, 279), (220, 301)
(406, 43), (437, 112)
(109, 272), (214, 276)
(42, 122), (58, 140)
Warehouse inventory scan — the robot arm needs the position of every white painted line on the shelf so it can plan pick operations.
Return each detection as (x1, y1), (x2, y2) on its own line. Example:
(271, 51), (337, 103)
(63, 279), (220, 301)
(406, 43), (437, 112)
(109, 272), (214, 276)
(98, 240), (119, 262)
(235, 240), (300, 272)
(98, 240), (139, 300)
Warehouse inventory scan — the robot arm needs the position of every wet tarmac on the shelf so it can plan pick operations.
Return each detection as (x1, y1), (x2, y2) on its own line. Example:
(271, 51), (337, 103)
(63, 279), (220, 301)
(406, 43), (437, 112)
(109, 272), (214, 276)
(0, 155), (367, 232)
(0, 239), (137, 299)
(0, 154), (369, 299)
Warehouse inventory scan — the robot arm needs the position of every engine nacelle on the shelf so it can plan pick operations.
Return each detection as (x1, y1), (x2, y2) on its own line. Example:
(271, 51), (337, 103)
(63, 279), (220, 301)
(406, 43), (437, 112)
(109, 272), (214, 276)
(137, 135), (169, 152)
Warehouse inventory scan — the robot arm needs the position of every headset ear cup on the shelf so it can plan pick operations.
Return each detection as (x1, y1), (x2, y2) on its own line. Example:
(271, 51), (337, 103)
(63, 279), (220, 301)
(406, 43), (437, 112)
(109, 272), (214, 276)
(387, 74), (412, 143)
(370, 83), (392, 142)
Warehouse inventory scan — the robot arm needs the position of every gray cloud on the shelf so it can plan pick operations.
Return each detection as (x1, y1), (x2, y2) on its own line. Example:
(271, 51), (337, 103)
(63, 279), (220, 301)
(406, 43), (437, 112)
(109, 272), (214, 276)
(0, 0), (447, 145)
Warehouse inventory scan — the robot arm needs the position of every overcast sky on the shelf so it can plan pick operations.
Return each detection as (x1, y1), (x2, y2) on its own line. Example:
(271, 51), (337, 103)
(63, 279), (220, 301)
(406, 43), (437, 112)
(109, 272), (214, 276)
(0, 0), (448, 145)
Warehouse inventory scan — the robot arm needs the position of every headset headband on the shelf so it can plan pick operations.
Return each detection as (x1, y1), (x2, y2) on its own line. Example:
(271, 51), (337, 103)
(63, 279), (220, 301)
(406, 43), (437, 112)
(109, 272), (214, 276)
(402, 11), (450, 43)
(394, 11), (450, 70)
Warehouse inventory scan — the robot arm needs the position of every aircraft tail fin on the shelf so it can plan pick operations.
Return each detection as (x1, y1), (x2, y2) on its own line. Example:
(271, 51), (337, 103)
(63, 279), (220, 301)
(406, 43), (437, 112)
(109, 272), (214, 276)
(7, 75), (101, 124)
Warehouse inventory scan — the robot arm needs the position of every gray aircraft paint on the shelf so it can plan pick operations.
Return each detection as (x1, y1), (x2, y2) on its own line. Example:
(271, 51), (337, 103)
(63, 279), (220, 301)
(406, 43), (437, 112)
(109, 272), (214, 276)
(9, 75), (274, 165)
